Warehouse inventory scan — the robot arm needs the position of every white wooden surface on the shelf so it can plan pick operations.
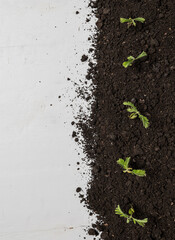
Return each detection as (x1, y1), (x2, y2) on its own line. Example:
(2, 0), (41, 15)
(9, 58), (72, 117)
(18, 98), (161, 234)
(0, 0), (96, 239)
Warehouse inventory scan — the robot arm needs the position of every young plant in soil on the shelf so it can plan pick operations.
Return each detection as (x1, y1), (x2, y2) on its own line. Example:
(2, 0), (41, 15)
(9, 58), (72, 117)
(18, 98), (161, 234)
(115, 205), (148, 227)
(117, 157), (146, 177)
(123, 101), (150, 128)
(120, 17), (145, 27)
(122, 51), (147, 68)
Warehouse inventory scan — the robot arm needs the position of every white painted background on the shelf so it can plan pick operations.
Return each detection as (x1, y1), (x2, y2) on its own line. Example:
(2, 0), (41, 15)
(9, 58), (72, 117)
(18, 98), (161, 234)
(0, 1), (96, 239)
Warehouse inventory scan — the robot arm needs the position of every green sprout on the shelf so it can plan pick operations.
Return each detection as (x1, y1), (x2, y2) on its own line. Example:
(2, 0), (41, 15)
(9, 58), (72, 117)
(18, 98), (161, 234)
(123, 51), (147, 68)
(115, 205), (148, 227)
(117, 157), (146, 177)
(123, 101), (149, 128)
(120, 17), (145, 27)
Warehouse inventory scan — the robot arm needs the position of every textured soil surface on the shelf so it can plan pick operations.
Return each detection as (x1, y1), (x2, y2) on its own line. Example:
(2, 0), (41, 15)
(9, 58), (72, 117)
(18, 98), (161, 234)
(76, 0), (175, 239)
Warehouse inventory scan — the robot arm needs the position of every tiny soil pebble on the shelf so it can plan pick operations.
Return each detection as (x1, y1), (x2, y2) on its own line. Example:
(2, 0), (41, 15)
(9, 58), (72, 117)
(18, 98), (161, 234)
(88, 229), (99, 236)
(76, 187), (82, 193)
(81, 55), (88, 62)
(72, 131), (77, 138)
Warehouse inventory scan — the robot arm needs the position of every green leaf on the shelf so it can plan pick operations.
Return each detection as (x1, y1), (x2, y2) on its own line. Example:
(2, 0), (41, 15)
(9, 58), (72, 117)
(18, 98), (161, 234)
(139, 115), (150, 128)
(123, 102), (139, 117)
(115, 205), (148, 227)
(123, 56), (135, 68)
(134, 17), (145, 23)
(122, 60), (132, 68)
(120, 18), (131, 23)
(123, 101), (136, 109)
(128, 207), (135, 216)
(127, 108), (137, 113)
(132, 218), (136, 224)
(117, 157), (131, 170)
(123, 102), (149, 128)
(129, 113), (137, 119)
(117, 158), (125, 169)
(126, 218), (130, 223)
(123, 52), (147, 68)
(115, 205), (129, 219)
(127, 56), (135, 61)
(125, 157), (131, 169)
(132, 169), (146, 177)
(131, 19), (136, 26)
(136, 51), (147, 60)
(133, 218), (148, 227)
(117, 156), (146, 177)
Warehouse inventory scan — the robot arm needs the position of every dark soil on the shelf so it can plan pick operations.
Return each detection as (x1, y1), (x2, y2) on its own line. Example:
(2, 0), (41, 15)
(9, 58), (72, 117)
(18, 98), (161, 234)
(77, 0), (175, 239)
(81, 54), (89, 62)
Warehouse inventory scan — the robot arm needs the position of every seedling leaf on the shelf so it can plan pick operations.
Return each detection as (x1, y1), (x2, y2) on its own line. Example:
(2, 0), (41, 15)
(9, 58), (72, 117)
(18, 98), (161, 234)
(123, 101), (137, 109)
(122, 52), (147, 68)
(125, 157), (131, 169)
(132, 169), (146, 177)
(126, 108), (137, 113)
(139, 115), (150, 128)
(128, 207), (135, 215)
(134, 17), (145, 23)
(129, 113), (137, 119)
(136, 51), (147, 60)
(132, 218), (148, 227)
(117, 157), (146, 177)
(120, 17), (145, 27)
(115, 205), (129, 219)
(123, 101), (150, 128)
(120, 18), (130, 23)
(117, 157), (131, 170)
(127, 56), (135, 61)
(131, 19), (136, 26)
(126, 218), (130, 223)
(115, 205), (148, 227)
(117, 158), (126, 168)
(123, 56), (136, 68)
(123, 60), (133, 68)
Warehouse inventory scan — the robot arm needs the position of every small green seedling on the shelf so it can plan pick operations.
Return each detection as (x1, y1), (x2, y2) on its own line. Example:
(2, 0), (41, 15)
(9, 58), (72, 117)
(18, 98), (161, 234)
(115, 205), (148, 227)
(123, 51), (147, 68)
(123, 101), (149, 128)
(120, 17), (145, 27)
(117, 157), (146, 177)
